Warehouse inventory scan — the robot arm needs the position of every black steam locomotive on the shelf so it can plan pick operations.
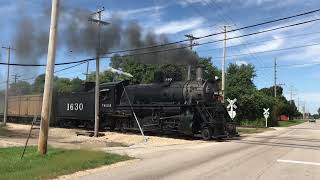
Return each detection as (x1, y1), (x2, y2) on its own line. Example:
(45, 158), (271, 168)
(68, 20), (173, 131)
(55, 66), (237, 140)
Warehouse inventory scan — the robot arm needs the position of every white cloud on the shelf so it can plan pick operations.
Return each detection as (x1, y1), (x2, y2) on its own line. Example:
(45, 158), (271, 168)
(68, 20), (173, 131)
(235, 60), (249, 65)
(177, 0), (212, 6)
(281, 44), (320, 63)
(155, 17), (205, 34)
(113, 5), (167, 19)
(176, 0), (298, 8)
(191, 28), (213, 38)
(303, 45), (320, 60)
(242, 35), (284, 53)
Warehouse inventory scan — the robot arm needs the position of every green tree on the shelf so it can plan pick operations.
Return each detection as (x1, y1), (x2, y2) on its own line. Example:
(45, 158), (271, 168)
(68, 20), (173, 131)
(9, 81), (32, 95)
(225, 63), (258, 121)
(33, 74), (46, 93)
(33, 74), (84, 94)
(198, 57), (221, 81)
(70, 77), (84, 92)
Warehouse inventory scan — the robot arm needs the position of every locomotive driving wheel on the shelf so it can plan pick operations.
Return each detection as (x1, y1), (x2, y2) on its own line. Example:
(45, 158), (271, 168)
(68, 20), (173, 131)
(201, 127), (212, 140)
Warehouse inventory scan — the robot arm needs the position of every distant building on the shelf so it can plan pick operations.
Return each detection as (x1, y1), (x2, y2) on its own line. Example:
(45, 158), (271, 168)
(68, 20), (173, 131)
(278, 115), (289, 121)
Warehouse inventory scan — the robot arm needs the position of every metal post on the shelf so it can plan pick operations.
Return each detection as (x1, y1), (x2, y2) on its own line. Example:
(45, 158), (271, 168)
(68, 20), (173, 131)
(265, 117), (268, 128)
(222, 26), (227, 103)
(38, 0), (59, 155)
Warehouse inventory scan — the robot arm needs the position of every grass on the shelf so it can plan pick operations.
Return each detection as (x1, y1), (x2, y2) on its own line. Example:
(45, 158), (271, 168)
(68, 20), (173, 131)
(239, 119), (265, 128)
(0, 146), (131, 180)
(277, 119), (305, 127)
(237, 127), (274, 134)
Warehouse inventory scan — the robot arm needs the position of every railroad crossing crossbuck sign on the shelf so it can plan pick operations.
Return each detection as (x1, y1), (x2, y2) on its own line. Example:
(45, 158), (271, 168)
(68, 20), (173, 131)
(263, 108), (270, 127)
(227, 98), (237, 120)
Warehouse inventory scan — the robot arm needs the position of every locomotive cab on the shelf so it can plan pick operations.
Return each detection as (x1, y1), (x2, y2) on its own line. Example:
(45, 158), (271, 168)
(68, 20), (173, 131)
(100, 81), (129, 113)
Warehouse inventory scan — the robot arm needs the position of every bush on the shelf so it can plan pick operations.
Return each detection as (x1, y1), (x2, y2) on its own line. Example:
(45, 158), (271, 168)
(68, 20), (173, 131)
(239, 119), (266, 128)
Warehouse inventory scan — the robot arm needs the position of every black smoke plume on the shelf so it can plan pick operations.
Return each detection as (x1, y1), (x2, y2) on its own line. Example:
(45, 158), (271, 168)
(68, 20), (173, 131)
(123, 22), (197, 65)
(13, 5), (198, 71)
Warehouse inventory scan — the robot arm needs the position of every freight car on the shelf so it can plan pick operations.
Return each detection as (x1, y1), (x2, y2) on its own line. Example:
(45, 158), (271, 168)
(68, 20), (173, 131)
(3, 66), (237, 140)
(1, 95), (43, 123)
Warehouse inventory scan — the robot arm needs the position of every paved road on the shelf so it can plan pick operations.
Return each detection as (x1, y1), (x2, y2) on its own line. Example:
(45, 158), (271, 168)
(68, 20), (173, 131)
(76, 121), (320, 180)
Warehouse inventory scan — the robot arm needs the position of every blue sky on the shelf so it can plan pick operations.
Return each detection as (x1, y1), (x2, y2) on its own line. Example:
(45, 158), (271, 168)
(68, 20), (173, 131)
(0, 0), (320, 113)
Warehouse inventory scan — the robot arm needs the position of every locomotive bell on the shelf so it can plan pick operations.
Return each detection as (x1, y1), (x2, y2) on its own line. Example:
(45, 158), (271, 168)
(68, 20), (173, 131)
(196, 65), (204, 81)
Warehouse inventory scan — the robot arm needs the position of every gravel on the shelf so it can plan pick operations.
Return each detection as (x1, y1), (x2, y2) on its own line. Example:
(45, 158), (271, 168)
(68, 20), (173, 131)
(0, 123), (199, 149)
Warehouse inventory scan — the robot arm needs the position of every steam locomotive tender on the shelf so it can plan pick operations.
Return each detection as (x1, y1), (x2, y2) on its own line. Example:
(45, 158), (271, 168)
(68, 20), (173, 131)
(55, 66), (237, 140)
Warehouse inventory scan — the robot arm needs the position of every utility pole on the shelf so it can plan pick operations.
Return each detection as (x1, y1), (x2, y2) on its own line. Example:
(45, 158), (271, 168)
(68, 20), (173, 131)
(222, 26), (228, 103)
(38, 0), (60, 155)
(85, 61), (90, 81)
(12, 74), (20, 84)
(83, 60), (90, 81)
(2, 46), (15, 126)
(274, 57), (277, 98)
(89, 7), (109, 137)
(12, 74), (20, 95)
(185, 34), (197, 81)
(302, 102), (306, 120)
(289, 85), (295, 104)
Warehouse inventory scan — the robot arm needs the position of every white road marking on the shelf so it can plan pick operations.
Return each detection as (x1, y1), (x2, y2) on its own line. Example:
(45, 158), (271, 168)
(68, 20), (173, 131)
(277, 159), (320, 166)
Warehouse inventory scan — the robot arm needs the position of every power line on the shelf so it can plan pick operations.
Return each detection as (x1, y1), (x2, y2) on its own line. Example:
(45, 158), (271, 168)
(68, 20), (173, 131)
(211, 41), (320, 59)
(198, 18), (320, 51)
(202, 0), (273, 84)
(256, 61), (320, 70)
(0, 57), (95, 67)
(106, 18), (320, 60)
(108, 8), (320, 55)
(18, 61), (87, 82)
(1, 17), (320, 67)
(197, 30), (320, 53)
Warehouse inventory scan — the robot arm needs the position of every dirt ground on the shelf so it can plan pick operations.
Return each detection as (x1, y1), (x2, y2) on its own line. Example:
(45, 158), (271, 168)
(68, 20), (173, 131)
(0, 123), (202, 150)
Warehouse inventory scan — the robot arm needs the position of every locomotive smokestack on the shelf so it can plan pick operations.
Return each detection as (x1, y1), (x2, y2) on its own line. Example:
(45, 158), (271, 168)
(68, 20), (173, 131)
(196, 65), (204, 81)
(187, 65), (191, 80)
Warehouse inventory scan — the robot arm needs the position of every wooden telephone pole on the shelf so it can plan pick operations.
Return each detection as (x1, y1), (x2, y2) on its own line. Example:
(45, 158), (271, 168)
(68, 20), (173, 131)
(89, 7), (109, 137)
(38, 0), (60, 155)
(2, 46), (15, 125)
